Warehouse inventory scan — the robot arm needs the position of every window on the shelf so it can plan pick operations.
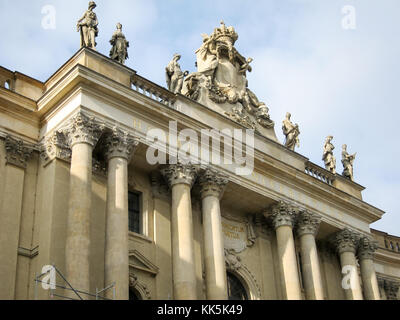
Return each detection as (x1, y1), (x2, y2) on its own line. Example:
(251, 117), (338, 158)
(128, 191), (141, 234)
(227, 272), (248, 300)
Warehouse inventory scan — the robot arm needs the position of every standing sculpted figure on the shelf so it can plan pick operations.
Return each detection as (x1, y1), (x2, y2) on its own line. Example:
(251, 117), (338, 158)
(282, 113), (300, 151)
(341, 144), (356, 181)
(322, 136), (336, 174)
(109, 23), (129, 64)
(77, 1), (98, 49)
(166, 54), (188, 94)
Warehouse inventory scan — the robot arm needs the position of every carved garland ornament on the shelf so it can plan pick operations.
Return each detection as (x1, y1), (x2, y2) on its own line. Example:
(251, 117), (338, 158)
(129, 274), (151, 300)
(4, 135), (34, 169)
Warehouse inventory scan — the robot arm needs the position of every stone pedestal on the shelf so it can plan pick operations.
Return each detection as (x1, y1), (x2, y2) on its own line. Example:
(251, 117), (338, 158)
(199, 169), (229, 300)
(161, 164), (199, 300)
(358, 237), (380, 300)
(267, 201), (302, 300)
(104, 128), (138, 300)
(296, 210), (324, 300)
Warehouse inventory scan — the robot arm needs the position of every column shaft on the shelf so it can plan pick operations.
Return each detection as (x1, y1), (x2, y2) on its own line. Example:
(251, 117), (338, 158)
(299, 233), (324, 300)
(339, 251), (363, 300)
(105, 157), (129, 300)
(65, 142), (93, 294)
(360, 258), (380, 300)
(202, 194), (227, 300)
(171, 183), (197, 299)
(276, 225), (302, 300)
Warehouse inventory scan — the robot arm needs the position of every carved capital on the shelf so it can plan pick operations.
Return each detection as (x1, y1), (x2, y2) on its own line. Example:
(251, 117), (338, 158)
(198, 168), (229, 199)
(4, 136), (34, 169)
(264, 200), (297, 229)
(296, 209), (321, 237)
(331, 228), (360, 255)
(160, 163), (199, 188)
(61, 112), (105, 148)
(40, 131), (71, 165)
(357, 236), (378, 260)
(105, 127), (139, 161)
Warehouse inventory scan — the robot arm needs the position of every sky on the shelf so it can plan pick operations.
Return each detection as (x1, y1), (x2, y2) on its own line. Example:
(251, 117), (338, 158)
(0, 0), (399, 235)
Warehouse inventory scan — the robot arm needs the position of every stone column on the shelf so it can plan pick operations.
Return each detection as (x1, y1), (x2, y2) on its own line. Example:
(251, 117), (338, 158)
(199, 169), (229, 300)
(62, 112), (103, 296)
(104, 128), (138, 300)
(265, 201), (302, 300)
(0, 136), (33, 300)
(358, 236), (380, 300)
(296, 210), (324, 300)
(161, 163), (199, 300)
(331, 229), (363, 300)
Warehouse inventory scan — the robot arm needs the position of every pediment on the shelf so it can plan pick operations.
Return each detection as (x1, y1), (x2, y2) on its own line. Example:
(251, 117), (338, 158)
(129, 250), (159, 276)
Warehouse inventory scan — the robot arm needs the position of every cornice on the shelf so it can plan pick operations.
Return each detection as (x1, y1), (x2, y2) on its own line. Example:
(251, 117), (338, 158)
(32, 57), (383, 229)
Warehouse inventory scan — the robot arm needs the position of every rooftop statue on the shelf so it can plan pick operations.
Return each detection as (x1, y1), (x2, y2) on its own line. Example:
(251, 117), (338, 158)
(282, 112), (300, 151)
(322, 136), (336, 174)
(109, 23), (129, 64)
(341, 144), (356, 181)
(77, 1), (99, 50)
(166, 54), (189, 94)
(181, 21), (277, 141)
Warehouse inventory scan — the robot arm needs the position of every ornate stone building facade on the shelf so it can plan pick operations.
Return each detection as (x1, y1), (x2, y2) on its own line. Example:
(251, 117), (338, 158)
(0, 21), (399, 300)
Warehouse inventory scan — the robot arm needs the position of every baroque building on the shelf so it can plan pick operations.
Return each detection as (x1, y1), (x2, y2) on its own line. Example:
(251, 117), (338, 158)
(0, 19), (399, 300)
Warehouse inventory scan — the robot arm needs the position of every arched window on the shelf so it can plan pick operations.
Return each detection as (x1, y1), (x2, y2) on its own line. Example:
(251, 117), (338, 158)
(227, 272), (248, 300)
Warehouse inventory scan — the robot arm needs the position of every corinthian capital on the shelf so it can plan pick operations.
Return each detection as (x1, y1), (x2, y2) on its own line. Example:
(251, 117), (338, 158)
(331, 228), (360, 254)
(105, 127), (139, 161)
(296, 209), (321, 237)
(40, 131), (71, 165)
(160, 163), (199, 188)
(61, 112), (105, 148)
(358, 236), (378, 260)
(265, 200), (297, 229)
(198, 168), (229, 199)
(4, 136), (34, 169)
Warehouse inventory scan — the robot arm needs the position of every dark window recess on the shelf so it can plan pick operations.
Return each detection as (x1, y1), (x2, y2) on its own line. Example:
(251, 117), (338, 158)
(227, 272), (248, 300)
(128, 192), (141, 234)
(129, 289), (141, 300)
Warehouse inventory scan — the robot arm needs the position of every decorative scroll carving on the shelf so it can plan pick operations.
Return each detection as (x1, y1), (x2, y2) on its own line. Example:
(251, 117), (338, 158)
(4, 136), (33, 169)
(104, 126), (139, 161)
(330, 228), (360, 254)
(224, 249), (262, 300)
(160, 163), (199, 188)
(61, 112), (105, 148)
(265, 200), (297, 229)
(40, 131), (71, 165)
(198, 168), (229, 199)
(129, 274), (151, 300)
(296, 209), (321, 237)
(358, 236), (378, 260)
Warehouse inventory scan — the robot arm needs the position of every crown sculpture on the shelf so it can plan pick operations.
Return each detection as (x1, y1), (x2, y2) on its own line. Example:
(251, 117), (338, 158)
(179, 21), (277, 141)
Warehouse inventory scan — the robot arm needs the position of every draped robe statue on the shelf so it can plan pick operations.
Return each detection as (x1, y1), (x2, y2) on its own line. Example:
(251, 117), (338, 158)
(77, 1), (98, 50)
(110, 23), (129, 64)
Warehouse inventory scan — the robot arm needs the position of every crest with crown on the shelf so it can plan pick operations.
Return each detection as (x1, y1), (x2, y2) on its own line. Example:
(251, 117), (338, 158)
(212, 21), (239, 46)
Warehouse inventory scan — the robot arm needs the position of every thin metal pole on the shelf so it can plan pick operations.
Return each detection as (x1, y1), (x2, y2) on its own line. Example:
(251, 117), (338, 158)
(52, 265), (83, 300)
